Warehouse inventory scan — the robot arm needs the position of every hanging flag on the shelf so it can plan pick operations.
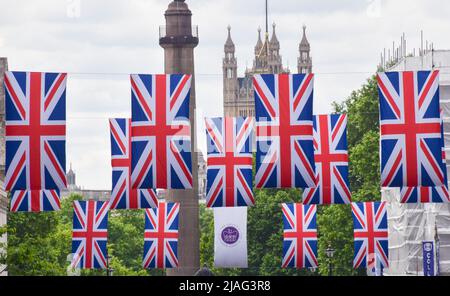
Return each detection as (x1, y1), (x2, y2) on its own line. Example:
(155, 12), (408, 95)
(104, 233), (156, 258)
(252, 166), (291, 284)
(351, 202), (389, 269)
(130, 74), (192, 190)
(4, 71), (67, 212)
(214, 207), (248, 268)
(400, 186), (450, 203)
(143, 202), (179, 269)
(71, 200), (109, 269)
(10, 190), (61, 212)
(400, 110), (449, 203)
(254, 74), (315, 189)
(378, 70), (444, 187)
(281, 203), (318, 268)
(205, 117), (254, 207)
(302, 114), (351, 204)
(109, 118), (158, 209)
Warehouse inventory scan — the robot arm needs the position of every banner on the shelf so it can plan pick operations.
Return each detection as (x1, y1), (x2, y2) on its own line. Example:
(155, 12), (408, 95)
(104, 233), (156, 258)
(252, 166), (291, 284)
(423, 241), (435, 276)
(214, 207), (248, 268)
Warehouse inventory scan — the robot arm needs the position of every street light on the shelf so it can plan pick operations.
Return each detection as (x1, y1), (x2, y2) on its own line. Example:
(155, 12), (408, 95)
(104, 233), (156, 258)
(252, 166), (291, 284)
(325, 244), (335, 276)
(106, 255), (114, 276)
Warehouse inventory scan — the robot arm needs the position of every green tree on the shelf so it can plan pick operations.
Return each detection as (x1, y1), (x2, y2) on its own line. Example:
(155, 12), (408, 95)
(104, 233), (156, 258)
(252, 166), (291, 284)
(317, 75), (381, 275)
(1, 194), (161, 276)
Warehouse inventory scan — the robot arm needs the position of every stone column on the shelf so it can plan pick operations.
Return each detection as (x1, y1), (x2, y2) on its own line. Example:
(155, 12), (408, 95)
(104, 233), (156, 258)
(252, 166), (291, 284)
(159, 0), (200, 276)
(0, 57), (8, 177)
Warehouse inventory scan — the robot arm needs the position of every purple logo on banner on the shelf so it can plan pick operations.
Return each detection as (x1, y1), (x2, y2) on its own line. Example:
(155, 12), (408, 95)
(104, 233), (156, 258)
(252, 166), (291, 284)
(423, 241), (435, 276)
(221, 226), (239, 245)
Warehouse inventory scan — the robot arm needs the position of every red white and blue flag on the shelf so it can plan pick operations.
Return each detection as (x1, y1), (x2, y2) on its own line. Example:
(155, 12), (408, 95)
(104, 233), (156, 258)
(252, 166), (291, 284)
(254, 74), (316, 189)
(378, 70), (444, 187)
(400, 186), (450, 203)
(131, 74), (192, 190)
(109, 118), (158, 209)
(71, 200), (109, 269)
(351, 202), (389, 269)
(4, 71), (67, 212)
(400, 109), (449, 203)
(143, 202), (179, 269)
(302, 114), (351, 204)
(281, 203), (318, 268)
(205, 117), (254, 207)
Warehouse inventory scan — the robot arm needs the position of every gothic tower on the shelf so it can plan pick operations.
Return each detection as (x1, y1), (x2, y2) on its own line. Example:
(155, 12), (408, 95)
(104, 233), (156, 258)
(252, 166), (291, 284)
(268, 23), (282, 73)
(298, 25), (312, 74)
(223, 26), (238, 116)
(159, 0), (200, 276)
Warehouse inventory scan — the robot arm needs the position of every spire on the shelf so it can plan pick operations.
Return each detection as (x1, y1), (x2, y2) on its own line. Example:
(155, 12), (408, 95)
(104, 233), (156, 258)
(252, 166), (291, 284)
(255, 27), (263, 53)
(224, 25), (235, 53)
(270, 22), (280, 49)
(300, 24), (310, 49)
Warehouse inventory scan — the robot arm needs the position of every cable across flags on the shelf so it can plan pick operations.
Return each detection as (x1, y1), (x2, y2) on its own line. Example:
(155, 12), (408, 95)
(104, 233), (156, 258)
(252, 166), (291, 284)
(109, 118), (158, 209)
(131, 74), (193, 190)
(71, 200), (109, 269)
(378, 70), (444, 187)
(254, 74), (316, 189)
(4, 71), (67, 212)
(281, 203), (318, 268)
(351, 202), (389, 269)
(205, 117), (255, 207)
(143, 202), (179, 269)
(302, 114), (351, 204)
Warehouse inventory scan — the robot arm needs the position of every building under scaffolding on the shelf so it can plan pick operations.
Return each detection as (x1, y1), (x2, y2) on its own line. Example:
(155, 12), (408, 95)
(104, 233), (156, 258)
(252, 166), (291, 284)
(382, 46), (450, 276)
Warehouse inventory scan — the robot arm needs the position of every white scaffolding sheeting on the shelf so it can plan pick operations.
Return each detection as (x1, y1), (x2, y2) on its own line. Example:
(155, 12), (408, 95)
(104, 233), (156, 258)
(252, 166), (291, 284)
(383, 50), (450, 275)
(382, 188), (450, 275)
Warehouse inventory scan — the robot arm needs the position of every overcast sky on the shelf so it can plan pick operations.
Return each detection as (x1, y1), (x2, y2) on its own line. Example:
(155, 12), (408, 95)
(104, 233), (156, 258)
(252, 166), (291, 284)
(1, 0), (449, 190)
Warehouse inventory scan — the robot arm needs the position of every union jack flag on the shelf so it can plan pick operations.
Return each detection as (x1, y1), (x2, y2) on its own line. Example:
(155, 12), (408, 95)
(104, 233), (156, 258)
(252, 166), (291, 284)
(4, 71), (67, 212)
(378, 70), (444, 187)
(281, 203), (318, 268)
(10, 190), (60, 212)
(254, 74), (315, 189)
(109, 118), (158, 209)
(351, 202), (389, 269)
(143, 202), (179, 269)
(400, 110), (450, 203)
(71, 200), (109, 269)
(131, 74), (192, 190)
(302, 114), (351, 204)
(400, 186), (450, 203)
(205, 117), (254, 207)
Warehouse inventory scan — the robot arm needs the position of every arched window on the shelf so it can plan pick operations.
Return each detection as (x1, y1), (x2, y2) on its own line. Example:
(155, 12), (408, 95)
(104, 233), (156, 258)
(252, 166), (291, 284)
(227, 68), (233, 79)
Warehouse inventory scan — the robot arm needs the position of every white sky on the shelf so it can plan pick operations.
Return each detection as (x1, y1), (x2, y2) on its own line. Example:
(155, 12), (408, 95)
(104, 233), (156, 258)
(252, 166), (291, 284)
(1, 0), (449, 189)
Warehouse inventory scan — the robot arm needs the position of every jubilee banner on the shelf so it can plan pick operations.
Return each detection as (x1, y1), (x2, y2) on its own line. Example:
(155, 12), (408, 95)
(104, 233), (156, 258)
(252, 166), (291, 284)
(214, 207), (248, 268)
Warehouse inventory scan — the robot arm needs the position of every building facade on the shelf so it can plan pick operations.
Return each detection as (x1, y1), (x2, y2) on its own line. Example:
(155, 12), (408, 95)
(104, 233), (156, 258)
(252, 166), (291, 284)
(223, 24), (312, 117)
(382, 49), (450, 276)
(0, 57), (8, 276)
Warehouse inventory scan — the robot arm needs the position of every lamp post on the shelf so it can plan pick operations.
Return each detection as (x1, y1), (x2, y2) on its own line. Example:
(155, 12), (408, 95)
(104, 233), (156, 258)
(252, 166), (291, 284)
(106, 255), (114, 276)
(325, 244), (335, 276)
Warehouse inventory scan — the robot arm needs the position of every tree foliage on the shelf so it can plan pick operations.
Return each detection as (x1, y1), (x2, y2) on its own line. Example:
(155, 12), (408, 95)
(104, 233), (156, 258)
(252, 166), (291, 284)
(0, 194), (161, 276)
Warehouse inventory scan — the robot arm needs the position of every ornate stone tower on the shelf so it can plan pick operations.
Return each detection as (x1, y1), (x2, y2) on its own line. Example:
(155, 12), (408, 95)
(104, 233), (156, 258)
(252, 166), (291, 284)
(298, 25), (312, 74)
(223, 26), (238, 117)
(268, 23), (283, 73)
(159, 0), (200, 276)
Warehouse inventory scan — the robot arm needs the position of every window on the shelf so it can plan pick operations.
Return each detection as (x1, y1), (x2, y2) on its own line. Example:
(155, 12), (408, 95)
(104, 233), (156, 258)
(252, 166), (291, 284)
(302, 52), (308, 61)
(227, 69), (233, 79)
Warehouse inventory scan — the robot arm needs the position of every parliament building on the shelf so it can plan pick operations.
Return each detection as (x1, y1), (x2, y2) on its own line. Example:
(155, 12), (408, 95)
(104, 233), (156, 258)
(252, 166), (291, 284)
(223, 24), (312, 117)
